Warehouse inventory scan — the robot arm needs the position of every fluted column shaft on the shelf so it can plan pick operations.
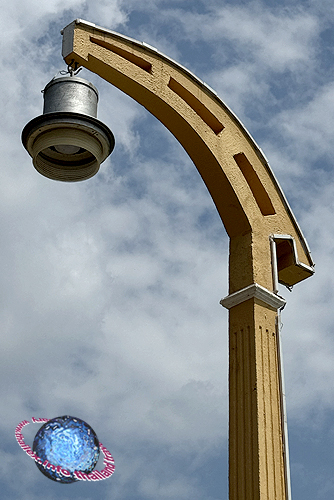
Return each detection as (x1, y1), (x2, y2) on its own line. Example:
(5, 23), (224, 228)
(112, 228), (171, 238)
(228, 298), (286, 500)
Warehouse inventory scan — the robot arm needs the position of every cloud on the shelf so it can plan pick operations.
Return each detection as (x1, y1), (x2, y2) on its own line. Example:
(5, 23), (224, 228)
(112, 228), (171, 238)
(277, 82), (334, 164)
(188, 3), (318, 69)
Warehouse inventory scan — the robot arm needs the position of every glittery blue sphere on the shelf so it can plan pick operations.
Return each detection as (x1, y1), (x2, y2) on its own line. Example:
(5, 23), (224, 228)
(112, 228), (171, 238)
(32, 415), (100, 483)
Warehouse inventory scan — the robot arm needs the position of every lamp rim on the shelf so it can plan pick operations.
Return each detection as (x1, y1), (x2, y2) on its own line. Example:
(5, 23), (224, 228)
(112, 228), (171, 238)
(22, 111), (115, 160)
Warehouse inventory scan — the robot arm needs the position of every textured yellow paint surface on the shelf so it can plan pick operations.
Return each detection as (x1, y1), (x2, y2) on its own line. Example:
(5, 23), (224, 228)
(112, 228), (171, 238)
(229, 301), (286, 500)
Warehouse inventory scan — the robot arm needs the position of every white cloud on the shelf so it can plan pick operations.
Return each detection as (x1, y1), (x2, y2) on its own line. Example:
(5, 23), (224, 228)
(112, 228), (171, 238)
(216, 6), (317, 69)
(138, 474), (199, 500)
(277, 82), (334, 163)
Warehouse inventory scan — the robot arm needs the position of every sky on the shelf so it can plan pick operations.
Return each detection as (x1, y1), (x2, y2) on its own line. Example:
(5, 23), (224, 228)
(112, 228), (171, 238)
(0, 0), (334, 499)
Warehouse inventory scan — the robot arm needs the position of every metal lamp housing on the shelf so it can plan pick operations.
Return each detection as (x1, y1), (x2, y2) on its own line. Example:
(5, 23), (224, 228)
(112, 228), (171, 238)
(22, 76), (115, 182)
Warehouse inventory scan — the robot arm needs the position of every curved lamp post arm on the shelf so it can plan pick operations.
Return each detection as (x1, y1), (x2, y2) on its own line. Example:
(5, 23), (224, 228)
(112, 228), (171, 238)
(62, 19), (313, 293)
(61, 19), (314, 500)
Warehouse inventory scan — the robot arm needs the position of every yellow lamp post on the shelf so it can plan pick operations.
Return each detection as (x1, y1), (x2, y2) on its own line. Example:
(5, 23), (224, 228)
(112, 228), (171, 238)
(23, 19), (315, 500)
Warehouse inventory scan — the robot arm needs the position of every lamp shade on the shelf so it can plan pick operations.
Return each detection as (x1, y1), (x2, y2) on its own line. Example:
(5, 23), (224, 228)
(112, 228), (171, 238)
(22, 76), (115, 182)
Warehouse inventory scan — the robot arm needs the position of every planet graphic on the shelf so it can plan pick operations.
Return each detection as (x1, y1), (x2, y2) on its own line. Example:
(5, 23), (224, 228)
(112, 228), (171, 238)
(32, 415), (100, 483)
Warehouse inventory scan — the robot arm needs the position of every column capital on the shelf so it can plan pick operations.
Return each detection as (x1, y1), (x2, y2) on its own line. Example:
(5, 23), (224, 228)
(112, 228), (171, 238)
(220, 283), (286, 310)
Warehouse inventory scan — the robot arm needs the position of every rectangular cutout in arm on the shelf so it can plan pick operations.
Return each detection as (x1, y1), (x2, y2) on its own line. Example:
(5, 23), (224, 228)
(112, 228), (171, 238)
(233, 153), (276, 216)
(168, 77), (224, 135)
(90, 37), (152, 73)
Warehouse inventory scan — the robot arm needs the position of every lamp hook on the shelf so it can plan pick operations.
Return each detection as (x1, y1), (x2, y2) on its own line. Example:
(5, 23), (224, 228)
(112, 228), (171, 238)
(59, 60), (82, 77)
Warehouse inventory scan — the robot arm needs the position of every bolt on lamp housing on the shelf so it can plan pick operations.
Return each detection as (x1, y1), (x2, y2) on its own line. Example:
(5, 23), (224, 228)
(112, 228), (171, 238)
(22, 75), (115, 182)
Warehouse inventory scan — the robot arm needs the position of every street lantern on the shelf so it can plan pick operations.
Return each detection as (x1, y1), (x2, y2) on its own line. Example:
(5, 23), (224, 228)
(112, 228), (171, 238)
(22, 74), (114, 182)
(22, 19), (315, 500)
